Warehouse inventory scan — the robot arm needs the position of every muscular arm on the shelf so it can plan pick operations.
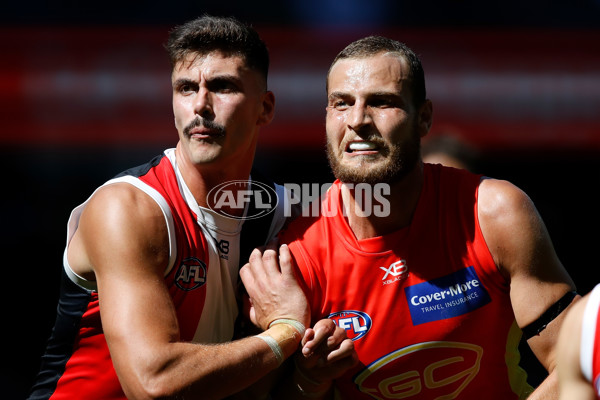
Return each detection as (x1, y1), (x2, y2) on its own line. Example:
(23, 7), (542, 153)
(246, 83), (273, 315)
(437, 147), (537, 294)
(70, 183), (304, 399)
(557, 293), (596, 400)
(478, 178), (578, 398)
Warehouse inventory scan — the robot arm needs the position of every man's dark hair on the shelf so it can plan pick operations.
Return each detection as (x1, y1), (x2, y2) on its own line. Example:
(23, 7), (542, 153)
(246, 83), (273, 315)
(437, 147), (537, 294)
(327, 35), (426, 108)
(166, 15), (269, 84)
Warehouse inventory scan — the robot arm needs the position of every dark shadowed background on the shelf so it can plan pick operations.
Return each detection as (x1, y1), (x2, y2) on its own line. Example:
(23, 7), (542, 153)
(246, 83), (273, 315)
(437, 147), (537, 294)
(2, 1), (599, 397)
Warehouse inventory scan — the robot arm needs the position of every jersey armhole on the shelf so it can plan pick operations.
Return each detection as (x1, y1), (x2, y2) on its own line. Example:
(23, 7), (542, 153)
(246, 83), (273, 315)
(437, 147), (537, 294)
(109, 176), (177, 276)
(62, 174), (177, 292)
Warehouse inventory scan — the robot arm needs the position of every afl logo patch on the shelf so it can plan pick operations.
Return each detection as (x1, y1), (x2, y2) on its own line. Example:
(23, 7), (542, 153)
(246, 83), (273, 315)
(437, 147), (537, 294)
(207, 180), (277, 220)
(328, 310), (372, 341)
(175, 257), (207, 291)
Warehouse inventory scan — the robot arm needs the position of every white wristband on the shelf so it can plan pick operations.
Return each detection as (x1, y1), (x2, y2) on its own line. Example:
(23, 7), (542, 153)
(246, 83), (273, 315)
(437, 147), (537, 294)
(256, 335), (284, 366)
(269, 318), (306, 336)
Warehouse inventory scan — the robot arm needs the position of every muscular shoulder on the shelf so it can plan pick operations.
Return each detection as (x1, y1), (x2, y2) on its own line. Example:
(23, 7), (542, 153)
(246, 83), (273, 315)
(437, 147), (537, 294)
(477, 178), (545, 274)
(88, 182), (165, 221)
(69, 182), (170, 279)
(477, 178), (534, 222)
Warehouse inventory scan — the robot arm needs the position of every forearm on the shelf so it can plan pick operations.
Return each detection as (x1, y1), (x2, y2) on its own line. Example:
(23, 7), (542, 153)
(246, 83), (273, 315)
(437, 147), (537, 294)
(119, 324), (302, 399)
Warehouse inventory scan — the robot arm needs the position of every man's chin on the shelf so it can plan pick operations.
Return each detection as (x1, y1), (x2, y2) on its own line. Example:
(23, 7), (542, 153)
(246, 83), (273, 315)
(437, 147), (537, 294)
(334, 168), (390, 185)
(332, 159), (418, 185)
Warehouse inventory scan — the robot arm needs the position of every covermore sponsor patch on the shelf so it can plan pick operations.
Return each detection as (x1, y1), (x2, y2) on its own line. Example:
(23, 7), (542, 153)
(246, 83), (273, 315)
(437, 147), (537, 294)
(404, 266), (491, 325)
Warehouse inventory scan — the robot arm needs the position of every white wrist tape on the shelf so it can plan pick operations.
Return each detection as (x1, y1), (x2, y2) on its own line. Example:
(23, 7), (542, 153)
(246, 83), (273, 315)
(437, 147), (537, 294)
(269, 318), (306, 336)
(256, 335), (284, 366)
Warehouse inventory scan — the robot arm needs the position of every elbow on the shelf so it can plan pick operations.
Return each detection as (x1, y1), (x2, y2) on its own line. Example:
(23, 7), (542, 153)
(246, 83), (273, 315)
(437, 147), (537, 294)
(120, 370), (184, 400)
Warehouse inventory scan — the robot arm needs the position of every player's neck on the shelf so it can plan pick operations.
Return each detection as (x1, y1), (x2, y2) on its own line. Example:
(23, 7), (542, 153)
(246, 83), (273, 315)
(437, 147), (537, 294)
(174, 145), (253, 212)
(342, 162), (424, 240)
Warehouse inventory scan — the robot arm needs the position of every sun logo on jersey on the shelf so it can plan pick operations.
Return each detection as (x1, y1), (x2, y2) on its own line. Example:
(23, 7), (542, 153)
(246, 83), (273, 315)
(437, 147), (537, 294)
(175, 257), (207, 291)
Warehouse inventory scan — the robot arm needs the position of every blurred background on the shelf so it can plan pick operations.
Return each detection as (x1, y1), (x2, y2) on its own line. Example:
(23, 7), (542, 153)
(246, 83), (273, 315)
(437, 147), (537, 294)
(2, 0), (599, 397)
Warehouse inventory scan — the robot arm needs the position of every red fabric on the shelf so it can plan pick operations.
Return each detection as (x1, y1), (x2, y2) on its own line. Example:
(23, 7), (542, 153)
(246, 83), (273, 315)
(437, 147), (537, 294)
(281, 164), (531, 399)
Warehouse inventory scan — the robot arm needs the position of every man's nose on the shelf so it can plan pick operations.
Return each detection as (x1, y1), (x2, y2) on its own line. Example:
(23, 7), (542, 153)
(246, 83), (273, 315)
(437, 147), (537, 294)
(194, 87), (214, 119)
(347, 102), (372, 131)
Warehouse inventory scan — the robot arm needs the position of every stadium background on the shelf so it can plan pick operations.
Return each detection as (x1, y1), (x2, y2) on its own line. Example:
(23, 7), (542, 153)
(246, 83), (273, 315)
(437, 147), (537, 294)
(2, 1), (599, 397)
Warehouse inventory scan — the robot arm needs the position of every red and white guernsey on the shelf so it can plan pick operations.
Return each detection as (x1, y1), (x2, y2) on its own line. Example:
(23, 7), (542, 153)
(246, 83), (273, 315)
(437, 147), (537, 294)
(29, 148), (289, 399)
(280, 163), (533, 400)
(580, 284), (600, 398)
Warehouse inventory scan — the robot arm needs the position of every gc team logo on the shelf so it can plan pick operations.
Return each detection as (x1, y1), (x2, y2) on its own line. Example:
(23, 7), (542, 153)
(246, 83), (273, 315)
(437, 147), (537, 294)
(328, 310), (372, 341)
(207, 180), (277, 220)
(175, 257), (207, 291)
(354, 341), (483, 399)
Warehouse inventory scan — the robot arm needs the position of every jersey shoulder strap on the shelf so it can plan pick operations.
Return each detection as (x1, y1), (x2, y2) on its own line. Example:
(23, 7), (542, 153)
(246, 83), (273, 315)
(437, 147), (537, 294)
(238, 168), (279, 268)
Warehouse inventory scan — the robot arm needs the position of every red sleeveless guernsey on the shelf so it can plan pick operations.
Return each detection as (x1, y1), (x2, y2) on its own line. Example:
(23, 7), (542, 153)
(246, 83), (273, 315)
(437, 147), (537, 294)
(280, 163), (533, 400)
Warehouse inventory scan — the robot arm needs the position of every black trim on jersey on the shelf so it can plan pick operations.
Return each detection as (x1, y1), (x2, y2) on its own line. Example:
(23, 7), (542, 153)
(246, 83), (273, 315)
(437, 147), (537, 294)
(28, 269), (93, 399)
(234, 168), (280, 338)
(238, 168), (279, 265)
(113, 153), (164, 179)
(522, 290), (578, 339)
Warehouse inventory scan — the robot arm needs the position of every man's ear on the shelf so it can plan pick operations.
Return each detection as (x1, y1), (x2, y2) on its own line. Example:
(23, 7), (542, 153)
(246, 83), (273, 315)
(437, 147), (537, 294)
(257, 91), (275, 126)
(418, 99), (433, 138)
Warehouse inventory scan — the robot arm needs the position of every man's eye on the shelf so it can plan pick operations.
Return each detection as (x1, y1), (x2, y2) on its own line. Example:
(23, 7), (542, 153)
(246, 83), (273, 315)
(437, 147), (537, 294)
(332, 101), (349, 111)
(370, 97), (401, 109)
(216, 83), (239, 93)
(208, 80), (240, 94)
(370, 99), (389, 108)
(178, 84), (195, 94)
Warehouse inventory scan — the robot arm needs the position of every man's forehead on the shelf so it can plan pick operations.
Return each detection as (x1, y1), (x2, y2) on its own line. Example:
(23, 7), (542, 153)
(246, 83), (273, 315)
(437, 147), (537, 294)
(328, 54), (409, 92)
(173, 51), (247, 74)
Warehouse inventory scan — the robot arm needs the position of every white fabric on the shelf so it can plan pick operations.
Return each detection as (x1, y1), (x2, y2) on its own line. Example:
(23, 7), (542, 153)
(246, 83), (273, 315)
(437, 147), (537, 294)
(581, 284), (600, 382)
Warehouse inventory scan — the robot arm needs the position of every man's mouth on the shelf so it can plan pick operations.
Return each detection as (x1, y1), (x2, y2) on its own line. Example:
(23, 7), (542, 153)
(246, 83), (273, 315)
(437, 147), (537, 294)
(184, 117), (226, 138)
(189, 128), (224, 139)
(346, 141), (378, 153)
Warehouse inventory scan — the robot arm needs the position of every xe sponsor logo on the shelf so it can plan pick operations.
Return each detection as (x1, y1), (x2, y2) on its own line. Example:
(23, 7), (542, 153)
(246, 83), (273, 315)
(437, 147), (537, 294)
(207, 180), (277, 220)
(328, 310), (372, 341)
(354, 341), (483, 399)
(175, 257), (207, 291)
(381, 260), (408, 285)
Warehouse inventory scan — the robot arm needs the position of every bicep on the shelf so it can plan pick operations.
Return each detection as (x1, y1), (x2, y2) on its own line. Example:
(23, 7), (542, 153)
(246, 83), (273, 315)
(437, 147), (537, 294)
(77, 185), (176, 383)
(479, 179), (575, 326)
(478, 179), (577, 368)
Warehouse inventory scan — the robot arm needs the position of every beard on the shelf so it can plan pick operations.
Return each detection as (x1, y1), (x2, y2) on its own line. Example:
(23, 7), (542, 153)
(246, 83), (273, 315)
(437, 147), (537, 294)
(327, 125), (421, 185)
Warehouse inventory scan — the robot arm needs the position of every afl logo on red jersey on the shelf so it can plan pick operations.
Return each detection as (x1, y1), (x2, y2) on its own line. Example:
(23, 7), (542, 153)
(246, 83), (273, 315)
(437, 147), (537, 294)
(175, 257), (207, 291)
(328, 310), (372, 341)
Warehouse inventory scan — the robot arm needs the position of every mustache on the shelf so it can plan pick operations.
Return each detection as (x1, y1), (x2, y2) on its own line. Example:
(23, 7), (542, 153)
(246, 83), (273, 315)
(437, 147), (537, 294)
(183, 117), (226, 137)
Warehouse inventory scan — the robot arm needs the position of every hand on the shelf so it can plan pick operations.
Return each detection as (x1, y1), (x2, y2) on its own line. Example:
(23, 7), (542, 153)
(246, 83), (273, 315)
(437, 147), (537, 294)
(240, 243), (310, 331)
(295, 319), (358, 385)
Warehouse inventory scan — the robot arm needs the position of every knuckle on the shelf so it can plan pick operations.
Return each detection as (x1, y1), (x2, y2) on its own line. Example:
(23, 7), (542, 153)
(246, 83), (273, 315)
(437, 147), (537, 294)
(262, 249), (277, 261)
(249, 248), (263, 261)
